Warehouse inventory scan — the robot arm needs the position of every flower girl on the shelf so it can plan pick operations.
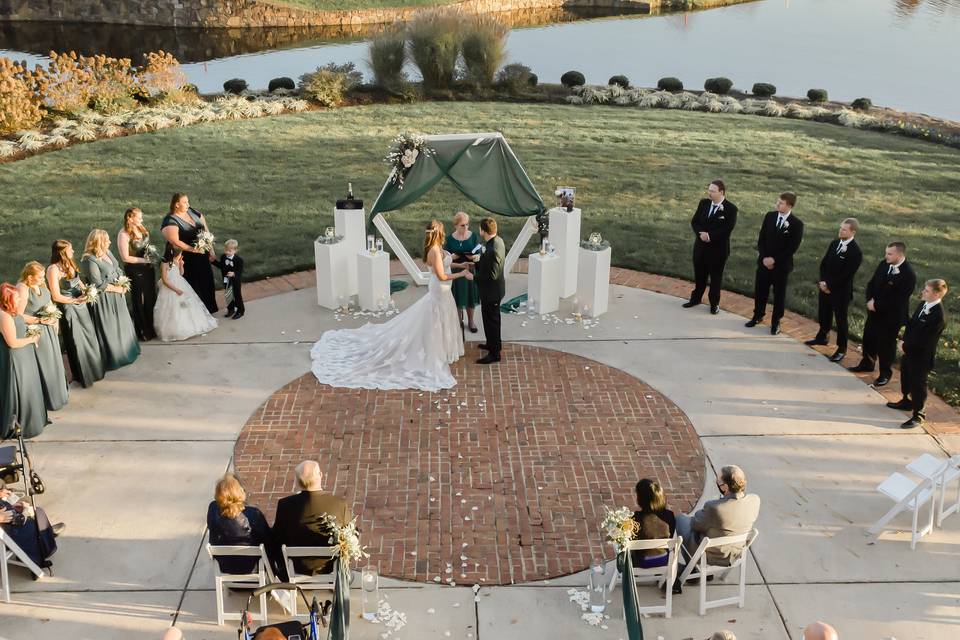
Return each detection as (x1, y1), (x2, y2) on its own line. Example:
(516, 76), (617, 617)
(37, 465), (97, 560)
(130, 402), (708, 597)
(153, 247), (218, 342)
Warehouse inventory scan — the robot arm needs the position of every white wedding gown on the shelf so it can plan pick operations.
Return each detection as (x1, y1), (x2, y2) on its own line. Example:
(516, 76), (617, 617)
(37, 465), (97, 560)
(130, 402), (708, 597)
(310, 253), (464, 391)
(154, 263), (219, 342)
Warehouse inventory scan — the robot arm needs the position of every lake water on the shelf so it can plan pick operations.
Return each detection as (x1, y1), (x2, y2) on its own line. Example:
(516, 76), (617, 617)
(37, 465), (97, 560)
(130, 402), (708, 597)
(2, 0), (960, 119)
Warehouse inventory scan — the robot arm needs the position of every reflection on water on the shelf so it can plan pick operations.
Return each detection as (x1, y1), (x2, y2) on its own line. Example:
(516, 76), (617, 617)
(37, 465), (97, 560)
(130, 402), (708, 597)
(893, 0), (960, 17)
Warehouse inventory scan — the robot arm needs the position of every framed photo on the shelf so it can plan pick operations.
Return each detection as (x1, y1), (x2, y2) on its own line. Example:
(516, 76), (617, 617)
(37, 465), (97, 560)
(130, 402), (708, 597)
(554, 186), (575, 210)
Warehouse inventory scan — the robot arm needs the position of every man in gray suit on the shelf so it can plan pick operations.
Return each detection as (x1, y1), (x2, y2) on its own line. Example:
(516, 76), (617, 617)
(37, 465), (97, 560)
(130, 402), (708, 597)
(472, 217), (506, 364)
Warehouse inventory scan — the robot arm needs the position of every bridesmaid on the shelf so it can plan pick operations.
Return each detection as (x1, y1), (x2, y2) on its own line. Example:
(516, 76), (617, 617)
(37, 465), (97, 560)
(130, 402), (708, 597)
(47, 240), (104, 388)
(161, 192), (218, 313)
(444, 211), (482, 332)
(17, 262), (69, 411)
(0, 283), (48, 440)
(117, 207), (158, 341)
(80, 229), (141, 370)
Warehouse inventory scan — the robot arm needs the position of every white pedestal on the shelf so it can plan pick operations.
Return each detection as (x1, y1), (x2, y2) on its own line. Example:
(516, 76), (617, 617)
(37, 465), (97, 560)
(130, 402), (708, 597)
(548, 207), (581, 298)
(334, 207), (366, 296)
(314, 238), (348, 310)
(528, 252), (561, 315)
(577, 246), (611, 318)
(357, 250), (391, 311)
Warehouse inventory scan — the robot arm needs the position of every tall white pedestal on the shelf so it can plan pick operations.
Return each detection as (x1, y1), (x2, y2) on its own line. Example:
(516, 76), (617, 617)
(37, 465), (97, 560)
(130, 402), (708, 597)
(548, 207), (581, 298)
(335, 207), (366, 296)
(577, 246), (611, 318)
(357, 250), (390, 310)
(314, 238), (347, 309)
(528, 252), (561, 315)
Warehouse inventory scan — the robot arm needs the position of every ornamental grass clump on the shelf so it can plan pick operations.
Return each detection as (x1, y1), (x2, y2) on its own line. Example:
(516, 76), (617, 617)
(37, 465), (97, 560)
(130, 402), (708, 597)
(368, 27), (408, 90)
(460, 15), (508, 87)
(138, 51), (189, 98)
(0, 57), (45, 134)
(38, 51), (139, 115)
(407, 10), (461, 90)
(300, 63), (361, 107)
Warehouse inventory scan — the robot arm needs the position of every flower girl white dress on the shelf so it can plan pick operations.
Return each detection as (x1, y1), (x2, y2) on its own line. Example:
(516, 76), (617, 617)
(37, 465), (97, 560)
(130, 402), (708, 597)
(154, 261), (218, 342)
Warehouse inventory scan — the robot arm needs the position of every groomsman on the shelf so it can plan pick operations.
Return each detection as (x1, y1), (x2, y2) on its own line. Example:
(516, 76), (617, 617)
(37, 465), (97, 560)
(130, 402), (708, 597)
(745, 192), (804, 335)
(805, 218), (863, 361)
(887, 279), (948, 429)
(849, 242), (916, 387)
(683, 180), (739, 314)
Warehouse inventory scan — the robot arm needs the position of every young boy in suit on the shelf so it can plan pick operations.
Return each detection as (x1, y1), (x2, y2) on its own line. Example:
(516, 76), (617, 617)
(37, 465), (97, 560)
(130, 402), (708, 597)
(214, 239), (245, 319)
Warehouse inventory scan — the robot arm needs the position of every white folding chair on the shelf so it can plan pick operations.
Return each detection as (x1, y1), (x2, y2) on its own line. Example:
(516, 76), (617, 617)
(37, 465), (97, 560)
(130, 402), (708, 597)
(281, 545), (339, 617)
(206, 544), (270, 626)
(0, 528), (46, 603)
(623, 536), (683, 618)
(677, 528), (758, 616)
(907, 453), (960, 527)
(868, 472), (937, 549)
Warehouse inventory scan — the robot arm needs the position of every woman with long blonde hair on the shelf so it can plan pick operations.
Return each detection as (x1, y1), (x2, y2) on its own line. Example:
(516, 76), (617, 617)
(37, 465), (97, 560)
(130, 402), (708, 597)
(117, 207), (157, 341)
(47, 239), (104, 387)
(0, 282), (47, 439)
(17, 261), (68, 411)
(310, 219), (469, 391)
(206, 473), (271, 574)
(80, 229), (140, 370)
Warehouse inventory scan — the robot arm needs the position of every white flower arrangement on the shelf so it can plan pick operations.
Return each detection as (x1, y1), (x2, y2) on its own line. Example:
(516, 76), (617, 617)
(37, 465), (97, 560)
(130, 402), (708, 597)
(600, 505), (638, 552)
(83, 285), (100, 304)
(384, 131), (433, 190)
(194, 230), (215, 253)
(37, 303), (62, 322)
(114, 275), (132, 293)
(322, 514), (369, 575)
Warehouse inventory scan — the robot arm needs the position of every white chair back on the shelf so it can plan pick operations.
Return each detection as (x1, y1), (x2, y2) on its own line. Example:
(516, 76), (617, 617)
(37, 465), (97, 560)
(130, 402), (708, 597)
(281, 545), (340, 618)
(678, 528), (759, 616)
(205, 544), (270, 626)
(624, 536), (683, 618)
(0, 527), (45, 603)
(869, 472), (936, 549)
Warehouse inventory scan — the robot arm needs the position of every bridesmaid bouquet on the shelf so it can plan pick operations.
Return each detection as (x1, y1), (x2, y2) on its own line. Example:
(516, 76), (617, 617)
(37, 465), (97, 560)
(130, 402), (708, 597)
(114, 275), (132, 293)
(144, 243), (161, 262)
(82, 285), (100, 304)
(36, 303), (63, 322)
(600, 506), (639, 552)
(25, 325), (42, 347)
(321, 514), (368, 576)
(194, 230), (215, 253)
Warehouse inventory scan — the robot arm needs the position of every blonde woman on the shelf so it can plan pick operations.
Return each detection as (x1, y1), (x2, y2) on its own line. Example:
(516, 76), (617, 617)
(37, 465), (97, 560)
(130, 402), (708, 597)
(17, 262), (68, 411)
(117, 207), (157, 341)
(80, 229), (140, 370)
(444, 211), (481, 332)
(310, 219), (470, 391)
(47, 240), (104, 388)
(206, 473), (271, 575)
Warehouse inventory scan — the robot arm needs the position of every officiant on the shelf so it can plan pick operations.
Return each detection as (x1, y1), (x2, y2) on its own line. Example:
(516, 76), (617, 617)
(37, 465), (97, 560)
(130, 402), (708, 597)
(444, 211), (481, 333)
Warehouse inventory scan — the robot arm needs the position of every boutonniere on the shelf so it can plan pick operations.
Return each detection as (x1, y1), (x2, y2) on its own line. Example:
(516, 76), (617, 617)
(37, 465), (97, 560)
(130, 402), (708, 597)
(890, 266), (900, 275)
(838, 244), (847, 254)
(781, 220), (790, 229)
(717, 203), (724, 212)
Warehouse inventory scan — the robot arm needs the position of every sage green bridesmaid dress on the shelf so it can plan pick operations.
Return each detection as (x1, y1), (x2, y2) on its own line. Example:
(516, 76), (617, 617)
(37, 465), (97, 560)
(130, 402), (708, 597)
(57, 272), (105, 388)
(81, 252), (141, 371)
(23, 286), (69, 411)
(0, 313), (50, 440)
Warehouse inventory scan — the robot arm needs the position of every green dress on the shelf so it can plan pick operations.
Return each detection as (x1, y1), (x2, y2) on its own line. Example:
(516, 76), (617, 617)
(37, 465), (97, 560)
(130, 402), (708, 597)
(0, 314), (50, 439)
(23, 286), (69, 411)
(444, 232), (481, 309)
(81, 252), (141, 371)
(57, 272), (105, 388)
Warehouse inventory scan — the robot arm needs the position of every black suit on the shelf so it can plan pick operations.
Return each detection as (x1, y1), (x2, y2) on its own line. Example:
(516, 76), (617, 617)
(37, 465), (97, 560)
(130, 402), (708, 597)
(815, 238), (863, 350)
(900, 302), (946, 419)
(212, 253), (244, 314)
(858, 260), (917, 378)
(752, 211), (804, 323)
(689, 198), (738, 306)
(473, 235), (506, 357)
(272, 490), (351, 578)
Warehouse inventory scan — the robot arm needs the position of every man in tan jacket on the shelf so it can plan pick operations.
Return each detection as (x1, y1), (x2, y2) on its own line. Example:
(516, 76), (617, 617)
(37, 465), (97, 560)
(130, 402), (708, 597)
(677, 465), (761, 566)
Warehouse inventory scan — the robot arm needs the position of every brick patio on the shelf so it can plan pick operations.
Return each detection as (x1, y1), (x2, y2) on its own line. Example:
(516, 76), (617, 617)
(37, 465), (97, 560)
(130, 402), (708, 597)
(234, 343), (704, 585)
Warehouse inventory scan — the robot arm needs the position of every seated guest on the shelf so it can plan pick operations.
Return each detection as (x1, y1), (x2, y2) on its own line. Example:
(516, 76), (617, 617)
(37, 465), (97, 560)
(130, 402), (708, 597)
(0, 479), (62, 569)
(272, 460), (353, 579)
(803, 621), (839, 640)
(160, 629), (183, 640)
(631, 478), (676, 568)
(206, 473), (271, 574)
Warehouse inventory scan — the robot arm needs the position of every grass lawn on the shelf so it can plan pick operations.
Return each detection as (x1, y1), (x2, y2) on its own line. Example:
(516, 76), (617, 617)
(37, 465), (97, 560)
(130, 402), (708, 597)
(269, 0), (455, 11)
(1, 103), (959, 402)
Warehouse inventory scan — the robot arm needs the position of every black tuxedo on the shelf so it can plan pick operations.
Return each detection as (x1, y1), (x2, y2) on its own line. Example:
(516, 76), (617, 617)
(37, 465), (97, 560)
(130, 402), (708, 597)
(752, 211), (804, 323)
(212, 253), (244, 314)
(473, 235), (506, 356)
(858, 260), (916, 377)
(272, 490), (351, 578)
(815, 238), (863, 350)
(899, 302), (946, 418)
(689, 198), (738, 306)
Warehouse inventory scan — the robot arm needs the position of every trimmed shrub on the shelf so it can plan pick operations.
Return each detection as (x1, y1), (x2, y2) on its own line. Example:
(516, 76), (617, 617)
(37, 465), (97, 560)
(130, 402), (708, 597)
(408, 9), (461, 90)
(461, 15), (508, 86)
(752, 82), (776, 97)
(495, 63), (536, 93)
(608, 75), (630, 89)
(852, 97), (873, 111)
(223, 78), (248, 94)
(806, 88), (828, 103)
(561, 70), (585, 88)
(268, 77), (295, 93)
(657, 77), (683, 92)
(299, 64), (362, 107)
(704, 77), (733, 95)
(368, 28), (407, 90)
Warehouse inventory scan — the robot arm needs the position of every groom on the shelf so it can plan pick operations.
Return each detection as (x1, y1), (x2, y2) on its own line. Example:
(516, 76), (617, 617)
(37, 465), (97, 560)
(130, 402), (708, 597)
(473, 217), (505, 364)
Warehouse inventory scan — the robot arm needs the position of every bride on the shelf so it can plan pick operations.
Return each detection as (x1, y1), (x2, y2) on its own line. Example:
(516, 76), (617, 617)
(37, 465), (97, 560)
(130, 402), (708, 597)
(310, 220), (472, 391)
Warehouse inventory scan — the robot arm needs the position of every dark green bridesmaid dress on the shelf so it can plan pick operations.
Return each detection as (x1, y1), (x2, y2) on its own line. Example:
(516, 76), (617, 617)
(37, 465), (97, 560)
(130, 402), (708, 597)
(23, 286), (69, 411)
(0, 313), (50, 439)
(57, 272), (105, 388)
(81, 252), (141, 371)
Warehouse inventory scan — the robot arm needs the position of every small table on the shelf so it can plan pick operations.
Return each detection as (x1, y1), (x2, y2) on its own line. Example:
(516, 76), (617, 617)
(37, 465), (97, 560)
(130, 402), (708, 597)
(314, 237), (347, 310)
(357, 250), (391, 311)
(548, 206), (581, 298)
(528, 252), (561, 315)
(334, 207), (366, 297)
(577, 246), (611, 317)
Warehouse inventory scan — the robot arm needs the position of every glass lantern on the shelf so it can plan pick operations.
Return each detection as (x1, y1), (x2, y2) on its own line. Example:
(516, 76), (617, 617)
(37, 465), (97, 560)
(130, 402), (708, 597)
(325, 226), (335, 239)
(361, 565), (379, 621)
(589, 560), (609, 613)
(588, 232), (602, 247)
(376, 237), (384, 253)
(367, 235), (375, 252)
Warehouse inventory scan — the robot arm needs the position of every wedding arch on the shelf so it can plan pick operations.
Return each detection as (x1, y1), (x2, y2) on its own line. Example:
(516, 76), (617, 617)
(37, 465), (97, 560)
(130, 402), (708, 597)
(369, 132), (546, 285)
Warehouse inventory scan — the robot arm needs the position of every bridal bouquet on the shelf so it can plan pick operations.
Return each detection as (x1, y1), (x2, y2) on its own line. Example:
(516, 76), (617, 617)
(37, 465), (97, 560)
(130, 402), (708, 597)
(194, 230), (215, 254)
(114, 275), (132, 293)
(36, 303), (62, 322)
(82, 285), (100, 304)
(600, 506), (638, 552)
(322, 514), (368, 576)
(384, 131), (433, 190)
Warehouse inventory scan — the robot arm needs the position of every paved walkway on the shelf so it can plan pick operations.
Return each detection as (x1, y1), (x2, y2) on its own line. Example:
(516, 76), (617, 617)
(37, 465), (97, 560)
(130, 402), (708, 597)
(1, 266), (958, 640)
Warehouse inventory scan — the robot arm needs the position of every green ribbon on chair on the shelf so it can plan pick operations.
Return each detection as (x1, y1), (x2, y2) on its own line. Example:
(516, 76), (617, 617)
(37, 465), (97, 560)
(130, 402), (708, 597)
(328, 558), (350, 640)
(617, 550), (644, 640)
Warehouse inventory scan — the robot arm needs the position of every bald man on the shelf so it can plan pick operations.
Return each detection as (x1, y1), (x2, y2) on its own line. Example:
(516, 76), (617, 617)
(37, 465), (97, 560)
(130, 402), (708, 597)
(803, 621), (839, 640)
(160, 628), (183, 640)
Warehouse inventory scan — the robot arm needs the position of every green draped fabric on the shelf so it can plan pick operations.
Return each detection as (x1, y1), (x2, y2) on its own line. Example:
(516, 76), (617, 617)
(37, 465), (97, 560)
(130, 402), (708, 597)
(370, 134), (545, 217)
(328, 558), (350, 640)
(617, 550), (644, 640)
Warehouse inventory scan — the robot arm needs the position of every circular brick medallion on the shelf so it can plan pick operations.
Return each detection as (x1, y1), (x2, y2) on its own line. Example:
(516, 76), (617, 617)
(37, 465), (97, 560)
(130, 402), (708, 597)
(234, 344), (704, 585)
